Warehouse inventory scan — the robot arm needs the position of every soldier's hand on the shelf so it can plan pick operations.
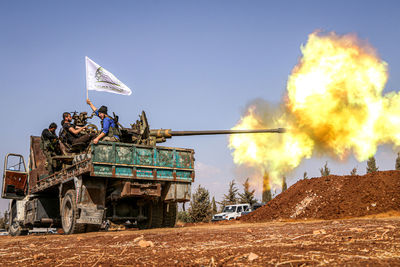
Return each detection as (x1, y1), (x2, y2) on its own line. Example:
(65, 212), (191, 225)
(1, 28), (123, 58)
(93, 138), (99, 144)
(86, 98), (91, 105)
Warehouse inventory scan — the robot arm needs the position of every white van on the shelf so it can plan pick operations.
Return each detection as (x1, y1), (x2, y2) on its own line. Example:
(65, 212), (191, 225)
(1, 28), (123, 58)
(211, 204), (251, 221)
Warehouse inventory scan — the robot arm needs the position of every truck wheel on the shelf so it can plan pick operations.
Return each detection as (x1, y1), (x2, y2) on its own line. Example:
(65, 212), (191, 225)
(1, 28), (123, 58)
(137, 201), (163, 230)
(162, 202), (177, 228)
(137, 203), (152, 230)
(8, 202), (28, 236)
(150, 201), (163, 229)
(61, 189), (86, 234)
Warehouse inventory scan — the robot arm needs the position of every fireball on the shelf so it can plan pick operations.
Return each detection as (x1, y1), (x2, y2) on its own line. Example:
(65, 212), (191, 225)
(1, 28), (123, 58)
(229, 31), (398, 190)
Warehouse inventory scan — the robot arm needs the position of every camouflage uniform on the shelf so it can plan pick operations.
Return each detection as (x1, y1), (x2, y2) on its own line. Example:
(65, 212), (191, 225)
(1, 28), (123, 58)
(41, 128), (61, 173)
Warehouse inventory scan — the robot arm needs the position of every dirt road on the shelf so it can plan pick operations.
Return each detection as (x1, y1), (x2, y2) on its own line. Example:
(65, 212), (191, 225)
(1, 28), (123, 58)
(0, 216), (399, 266)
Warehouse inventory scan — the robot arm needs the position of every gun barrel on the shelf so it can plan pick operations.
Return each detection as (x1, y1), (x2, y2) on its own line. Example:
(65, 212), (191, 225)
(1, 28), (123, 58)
(150, 128), (286, 139)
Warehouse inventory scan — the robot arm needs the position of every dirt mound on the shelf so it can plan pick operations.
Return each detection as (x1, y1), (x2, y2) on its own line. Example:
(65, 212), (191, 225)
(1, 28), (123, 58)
(241, 170), (400, 222)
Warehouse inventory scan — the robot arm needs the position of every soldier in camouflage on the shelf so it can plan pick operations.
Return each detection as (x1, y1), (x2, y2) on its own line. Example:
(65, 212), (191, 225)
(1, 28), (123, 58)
(41, 122), (62, 173)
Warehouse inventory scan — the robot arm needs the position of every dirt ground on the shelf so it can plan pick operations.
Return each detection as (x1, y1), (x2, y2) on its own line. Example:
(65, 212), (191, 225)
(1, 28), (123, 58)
(1, 216), (400, 266)
(242, 171), (400, 222)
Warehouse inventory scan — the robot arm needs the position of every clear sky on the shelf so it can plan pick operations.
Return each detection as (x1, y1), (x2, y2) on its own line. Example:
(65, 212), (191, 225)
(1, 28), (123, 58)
(1, 0), (400, 212)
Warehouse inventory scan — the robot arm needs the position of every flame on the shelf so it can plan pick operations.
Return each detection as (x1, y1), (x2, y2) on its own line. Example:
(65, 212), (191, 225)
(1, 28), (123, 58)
(229, 31), (400, 189)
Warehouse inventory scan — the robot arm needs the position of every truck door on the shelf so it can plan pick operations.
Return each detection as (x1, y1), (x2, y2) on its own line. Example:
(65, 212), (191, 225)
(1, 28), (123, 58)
(2, 154), (28, 199)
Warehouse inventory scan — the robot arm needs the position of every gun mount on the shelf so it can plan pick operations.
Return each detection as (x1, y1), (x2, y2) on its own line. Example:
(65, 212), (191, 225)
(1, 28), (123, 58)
(70, 111), (98, 134)
(120, 111), (285, 145)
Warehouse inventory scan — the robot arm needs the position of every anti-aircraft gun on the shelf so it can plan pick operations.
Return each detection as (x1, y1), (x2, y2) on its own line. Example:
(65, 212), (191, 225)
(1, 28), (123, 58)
(120, 111), (285, 145)
(2, 110), (285, 236)
(70, 111), (98, 134)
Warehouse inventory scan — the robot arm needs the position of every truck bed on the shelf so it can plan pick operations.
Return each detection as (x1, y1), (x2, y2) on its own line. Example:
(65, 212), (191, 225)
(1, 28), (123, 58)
(30, 142), (195, 194)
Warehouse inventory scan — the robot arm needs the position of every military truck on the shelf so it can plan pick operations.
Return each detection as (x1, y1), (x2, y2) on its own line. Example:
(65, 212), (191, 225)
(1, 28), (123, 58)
(2, 111), (284, 235)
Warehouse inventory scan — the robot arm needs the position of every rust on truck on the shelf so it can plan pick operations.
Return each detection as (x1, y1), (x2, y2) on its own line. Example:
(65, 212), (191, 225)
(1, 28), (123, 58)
(2, 110), (285, 235)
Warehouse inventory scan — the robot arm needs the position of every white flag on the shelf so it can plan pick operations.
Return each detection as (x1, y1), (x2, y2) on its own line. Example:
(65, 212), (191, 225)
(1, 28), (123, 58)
(86, 56), (132, 96)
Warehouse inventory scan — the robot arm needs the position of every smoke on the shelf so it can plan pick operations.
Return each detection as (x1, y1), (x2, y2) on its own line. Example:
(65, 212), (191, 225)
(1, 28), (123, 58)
(229, 30), (398, 191)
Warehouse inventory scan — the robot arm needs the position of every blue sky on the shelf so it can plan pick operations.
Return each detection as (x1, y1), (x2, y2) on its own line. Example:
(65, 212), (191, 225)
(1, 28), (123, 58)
(1, 0), (400, 212)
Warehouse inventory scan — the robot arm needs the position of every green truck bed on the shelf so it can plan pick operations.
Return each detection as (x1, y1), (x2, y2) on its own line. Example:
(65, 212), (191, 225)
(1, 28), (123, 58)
(91, 142), (195, 182)
(31, 141), (195, 194)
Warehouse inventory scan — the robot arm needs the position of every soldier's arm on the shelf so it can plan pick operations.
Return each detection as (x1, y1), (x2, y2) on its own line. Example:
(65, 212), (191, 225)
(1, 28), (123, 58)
(68, 125), (87, 135)
(93, 132), (105, 144)
(86, 98), (97, 112)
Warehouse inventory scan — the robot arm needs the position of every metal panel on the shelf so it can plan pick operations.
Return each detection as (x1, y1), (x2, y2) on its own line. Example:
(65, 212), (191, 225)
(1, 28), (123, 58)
(157, 149), (174, 167)
(116, 145), (133, 165)
(91, 142), (194, 182)
(176, 151), (192, 169)
(176, 170), (192, 181)
(164, 183), (191, 202)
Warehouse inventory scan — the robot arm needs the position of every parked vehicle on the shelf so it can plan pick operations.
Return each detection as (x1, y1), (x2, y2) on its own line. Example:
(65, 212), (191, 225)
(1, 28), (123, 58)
(212, 204), (251, 221)
(240, 203), (264, 216)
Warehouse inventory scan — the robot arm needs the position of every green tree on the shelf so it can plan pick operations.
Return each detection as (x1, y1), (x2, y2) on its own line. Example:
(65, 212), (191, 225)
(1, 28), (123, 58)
(262, 173), (272, 203)
(320, 162), (331, 176)
(188, 185), (212, 223)
(0, 212), (6, 229)
(219, 180), (238, 208)
(366, 156), (378, 173)
(177, 211), (192, 223)
(4, 211), (8, 231)
(282, 176), (288, 192)
(350, 167), (357, 175)
(396, 153), (400, 170)
(303, 172), (308, 179)
(238, 178), (257, 205)
(211, 196), (218, 215)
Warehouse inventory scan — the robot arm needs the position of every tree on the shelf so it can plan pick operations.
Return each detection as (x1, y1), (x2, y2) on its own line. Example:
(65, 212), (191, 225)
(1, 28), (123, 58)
(350, 167), (357, 175)
(219, 180), (238, 208)
(396, 153), (400, 171)
(282, 176), (288, 192)
(177, 211), (192, 223)
(238, 178), (257, 206)
(303, 172), (308, 179)
(4, 211), (8, 231)
(0, 212), (6, 230)
(211, 196), (218, 215)
(366, 156), (378, 173)
(262, 173), (272, 203)
(188, 185), (212, 223)
(320, 162), (331, 176)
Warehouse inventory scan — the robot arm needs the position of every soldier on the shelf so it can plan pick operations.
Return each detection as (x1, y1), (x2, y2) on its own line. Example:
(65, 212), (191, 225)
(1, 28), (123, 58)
(41, 122), (61, 173)
(60, 112), (93, 149)
(86, 99), (120, 144)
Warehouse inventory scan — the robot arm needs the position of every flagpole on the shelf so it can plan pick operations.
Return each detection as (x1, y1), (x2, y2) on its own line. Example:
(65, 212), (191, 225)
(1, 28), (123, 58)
(85, 56), (89, 100)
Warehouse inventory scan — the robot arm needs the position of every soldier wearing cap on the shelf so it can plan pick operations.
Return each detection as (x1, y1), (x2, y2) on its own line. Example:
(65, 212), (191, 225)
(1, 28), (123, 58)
(41, 122), (61, 173)
(87, 99), (120, 144)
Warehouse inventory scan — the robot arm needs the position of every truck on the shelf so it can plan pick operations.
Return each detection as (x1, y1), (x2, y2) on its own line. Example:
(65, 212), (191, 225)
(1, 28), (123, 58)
(2, 111), (285, 235)
(211, 203), (251, 221)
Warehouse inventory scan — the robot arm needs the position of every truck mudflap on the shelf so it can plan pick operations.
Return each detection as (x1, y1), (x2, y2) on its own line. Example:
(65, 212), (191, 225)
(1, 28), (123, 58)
(164, 182), (191, 202)
(76, 204), (104, 225)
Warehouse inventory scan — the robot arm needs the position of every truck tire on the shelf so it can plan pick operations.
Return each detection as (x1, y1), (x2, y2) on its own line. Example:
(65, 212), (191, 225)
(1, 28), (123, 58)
(162, 202), (177, 228)
(61, 189), (86, 234)
(8, 202), (28, 236)
(137, 201), (163, 230)
(150, 201), (163, 228)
